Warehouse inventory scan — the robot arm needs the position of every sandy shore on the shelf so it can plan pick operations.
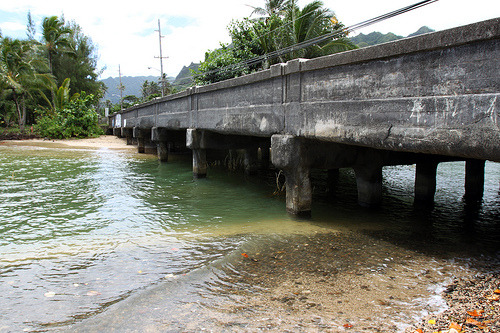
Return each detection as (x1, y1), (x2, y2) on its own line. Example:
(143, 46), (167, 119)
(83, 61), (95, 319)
(0, 135), (135, 150)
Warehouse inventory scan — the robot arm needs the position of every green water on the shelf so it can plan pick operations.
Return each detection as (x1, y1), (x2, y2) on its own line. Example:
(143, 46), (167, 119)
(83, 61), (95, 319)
(0, 144), (499, 332)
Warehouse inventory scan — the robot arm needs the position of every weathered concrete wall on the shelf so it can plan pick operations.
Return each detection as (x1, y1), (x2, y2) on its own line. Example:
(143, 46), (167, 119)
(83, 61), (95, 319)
(293, 37), (500, 160)
(110, 18), (500, 162)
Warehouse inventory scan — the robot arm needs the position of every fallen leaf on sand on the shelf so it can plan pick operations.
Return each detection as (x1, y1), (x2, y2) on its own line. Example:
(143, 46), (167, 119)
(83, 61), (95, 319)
(86, 291), (101, 296)
(466, 309), (484, 317)
(343, 323), (353, 328)
(241, 253), (249, 258)
(44, 291), (56, 297)
(449, 322), (462, 332)
(465, 317), (486, 329)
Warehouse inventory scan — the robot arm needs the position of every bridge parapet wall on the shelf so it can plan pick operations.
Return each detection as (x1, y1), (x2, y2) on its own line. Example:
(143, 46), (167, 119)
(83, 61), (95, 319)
(110, 17), (500, 162)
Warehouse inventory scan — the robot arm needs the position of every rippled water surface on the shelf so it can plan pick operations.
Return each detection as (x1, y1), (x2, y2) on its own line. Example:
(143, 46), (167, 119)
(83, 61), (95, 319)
(0, 143), (499, 332)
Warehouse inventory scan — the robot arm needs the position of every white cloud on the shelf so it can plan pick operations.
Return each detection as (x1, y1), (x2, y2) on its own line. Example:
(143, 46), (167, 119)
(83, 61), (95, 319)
(1, 21), (26, 35)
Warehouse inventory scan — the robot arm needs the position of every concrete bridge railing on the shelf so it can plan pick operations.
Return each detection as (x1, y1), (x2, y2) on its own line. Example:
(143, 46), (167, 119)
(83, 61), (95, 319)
(110, 17), (500, 215)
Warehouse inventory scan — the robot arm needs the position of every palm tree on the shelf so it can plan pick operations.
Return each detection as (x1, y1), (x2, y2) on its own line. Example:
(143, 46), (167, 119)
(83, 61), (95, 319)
(0, 38), (54, 131)
(41, 16), (72, 75)
(39, 78), (80, 113)
(249, 0), (291, 18)
(282, 0), (356, 61)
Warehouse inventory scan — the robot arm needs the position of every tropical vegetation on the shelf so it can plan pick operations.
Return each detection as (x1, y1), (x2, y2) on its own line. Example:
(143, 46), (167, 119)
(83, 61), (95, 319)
(194, 0), (357, 85)
(0, 13), (105, 138)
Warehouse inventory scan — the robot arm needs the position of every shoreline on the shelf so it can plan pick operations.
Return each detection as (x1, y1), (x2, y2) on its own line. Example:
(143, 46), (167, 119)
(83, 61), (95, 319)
(0, 135), (136, 150)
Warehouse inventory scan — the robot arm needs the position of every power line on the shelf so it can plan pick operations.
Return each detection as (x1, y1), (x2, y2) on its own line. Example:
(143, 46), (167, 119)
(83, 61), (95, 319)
(172, 0), (439, 88)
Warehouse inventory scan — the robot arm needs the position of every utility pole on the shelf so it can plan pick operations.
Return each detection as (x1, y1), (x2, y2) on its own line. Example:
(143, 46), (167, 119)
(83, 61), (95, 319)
(155, 19), (168, 97)
(118, 64), (124, 110)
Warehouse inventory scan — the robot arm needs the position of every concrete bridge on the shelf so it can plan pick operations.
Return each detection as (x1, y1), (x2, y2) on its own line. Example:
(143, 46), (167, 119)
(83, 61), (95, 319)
(109, 18), (500, 216)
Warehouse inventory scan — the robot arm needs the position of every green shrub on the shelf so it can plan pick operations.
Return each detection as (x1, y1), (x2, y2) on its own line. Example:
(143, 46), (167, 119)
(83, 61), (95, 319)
(35, 92), (104, 139)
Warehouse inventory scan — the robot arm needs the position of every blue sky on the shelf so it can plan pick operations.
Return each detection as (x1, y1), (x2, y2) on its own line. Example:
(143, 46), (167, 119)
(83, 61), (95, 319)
(1, 0), (498, 79)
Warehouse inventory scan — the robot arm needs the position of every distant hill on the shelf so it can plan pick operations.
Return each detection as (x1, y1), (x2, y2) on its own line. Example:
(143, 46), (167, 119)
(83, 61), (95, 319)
(101, 75), (174, 104)
(407, 26), (435, 38)
(172, 62), (199, 91)
(100, 66), (199, 104)
(350, 26), (434, 48)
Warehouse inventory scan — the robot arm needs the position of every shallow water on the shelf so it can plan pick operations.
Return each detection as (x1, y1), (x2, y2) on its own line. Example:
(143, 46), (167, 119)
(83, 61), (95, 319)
(0, 144), (499, 332)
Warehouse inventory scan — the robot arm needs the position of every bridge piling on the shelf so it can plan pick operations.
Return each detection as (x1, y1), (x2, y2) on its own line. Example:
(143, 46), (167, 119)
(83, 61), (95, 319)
(354, 165), (383, 208)
(271, 135), (313, 216)
(133, 127), (145, 153)
(415, 161), (439, 203)
(121, 128), (133, 145)
(244, 149), (259, 175)
(151, 127), (169, 162)
(465, 159), (486, 200)
(186, 129), (207, 178)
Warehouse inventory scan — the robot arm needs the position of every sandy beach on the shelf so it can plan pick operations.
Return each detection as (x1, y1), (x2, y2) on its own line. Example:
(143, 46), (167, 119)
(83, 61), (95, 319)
(0, 135), (135, 150)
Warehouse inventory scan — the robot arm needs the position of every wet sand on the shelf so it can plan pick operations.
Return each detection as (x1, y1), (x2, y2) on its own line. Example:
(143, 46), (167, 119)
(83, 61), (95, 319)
(63, 231), (500, 332)
(0, 135), (135, 150)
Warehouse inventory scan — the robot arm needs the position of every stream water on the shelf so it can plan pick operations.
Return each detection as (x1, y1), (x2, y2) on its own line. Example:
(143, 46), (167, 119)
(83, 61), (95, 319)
(0, 143), (499, 332)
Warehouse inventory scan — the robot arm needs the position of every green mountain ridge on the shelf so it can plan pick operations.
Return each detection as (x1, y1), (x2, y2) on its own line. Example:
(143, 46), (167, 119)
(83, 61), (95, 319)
(350, 26), (435, 48)
(101, 75), (162, 104)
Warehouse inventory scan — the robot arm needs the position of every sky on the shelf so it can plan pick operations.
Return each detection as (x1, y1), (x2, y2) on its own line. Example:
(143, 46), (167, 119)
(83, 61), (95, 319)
(1, 0), (498, 79)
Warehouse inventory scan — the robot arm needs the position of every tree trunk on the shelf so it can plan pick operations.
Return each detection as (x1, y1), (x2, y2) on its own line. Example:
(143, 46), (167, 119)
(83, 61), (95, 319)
(21, 94), (27, 133)
(12, 92), (24, 133)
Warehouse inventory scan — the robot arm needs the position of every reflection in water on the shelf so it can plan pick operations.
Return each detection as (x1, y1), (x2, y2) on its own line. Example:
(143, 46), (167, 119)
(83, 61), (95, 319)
(0, 145), (499, 332)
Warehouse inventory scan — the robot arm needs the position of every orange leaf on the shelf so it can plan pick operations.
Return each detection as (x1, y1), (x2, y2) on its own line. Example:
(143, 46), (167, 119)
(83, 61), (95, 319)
(413, 329), (424, 333)
(449, 322), (462, 332)
(241, 253), (249, 258)
(465, 317), (486, 329)
(343, 323), (353, 328)
(466, 309), (484, 317)
(466, 317), (481, 325)
(494, 289), (500, 294)
(486, 294), (500, 301)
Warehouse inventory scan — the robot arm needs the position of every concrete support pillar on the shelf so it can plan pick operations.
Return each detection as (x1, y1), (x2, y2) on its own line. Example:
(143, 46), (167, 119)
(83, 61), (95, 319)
(465, 159), (485, 200)
(414, 161), (439, 203)
(121, 128), (133, 145)
(259, 142), (271, 169)
(244, 148), (258, 175)
(271, 135), (312, 216)
(192, 148), (207, 178)
(137, 138), (145, 153)
(353, 165), (383, 208)
(152, 127), (169, 162)
(157, 141), (169, 162)
(133, 127), (146, 153)
(284, 164), (312, 216)
(327, 169), (340, 196)
(186, 129), (207, 179)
